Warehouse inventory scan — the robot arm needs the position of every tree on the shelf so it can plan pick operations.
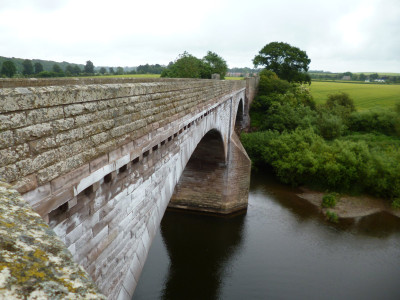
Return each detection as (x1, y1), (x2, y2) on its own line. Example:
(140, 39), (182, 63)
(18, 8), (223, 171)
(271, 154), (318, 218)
(109, 67), (115, 74)
(22, 59), (34, 76)
(99, 67), (107, 74)
(1, 60), (17, 78)
(72, 65), (81, 75)
(253, 42), (311, 83)
(161, 51), (212, 79)
(359, 73), (367, 81)
(203, 51), (228, 79)
(52, 63), (63, 73)
(116, 67), (124, 75)
(34, 62), (44, 74)
(369, 73), (379, 81)
(84, 60), (94, 73)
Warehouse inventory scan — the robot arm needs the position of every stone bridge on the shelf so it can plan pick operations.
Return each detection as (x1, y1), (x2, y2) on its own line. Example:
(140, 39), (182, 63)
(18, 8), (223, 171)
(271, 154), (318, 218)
(0, 77), (257, 299)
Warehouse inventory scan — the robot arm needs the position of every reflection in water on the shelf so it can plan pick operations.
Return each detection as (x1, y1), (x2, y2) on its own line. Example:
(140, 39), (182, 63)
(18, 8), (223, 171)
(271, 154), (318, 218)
(133, 171), (400, 300)
(160, 210), (246, 300)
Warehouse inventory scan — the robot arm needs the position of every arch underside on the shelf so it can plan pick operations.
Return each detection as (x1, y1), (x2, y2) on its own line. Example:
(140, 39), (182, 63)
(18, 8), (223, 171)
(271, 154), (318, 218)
(170, 129), (228, 213)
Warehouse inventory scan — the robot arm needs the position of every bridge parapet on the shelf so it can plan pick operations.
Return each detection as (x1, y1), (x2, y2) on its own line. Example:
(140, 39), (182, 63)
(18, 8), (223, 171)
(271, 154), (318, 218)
(0, 78), (245, 206)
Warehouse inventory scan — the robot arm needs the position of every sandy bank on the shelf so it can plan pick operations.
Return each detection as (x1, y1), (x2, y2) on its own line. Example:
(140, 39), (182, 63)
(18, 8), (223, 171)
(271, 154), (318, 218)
(297, 188), (400, 219)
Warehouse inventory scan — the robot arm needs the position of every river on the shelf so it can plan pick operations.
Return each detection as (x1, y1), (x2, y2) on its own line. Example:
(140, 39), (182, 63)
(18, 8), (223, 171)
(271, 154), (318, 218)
(132, 172), (400, 300)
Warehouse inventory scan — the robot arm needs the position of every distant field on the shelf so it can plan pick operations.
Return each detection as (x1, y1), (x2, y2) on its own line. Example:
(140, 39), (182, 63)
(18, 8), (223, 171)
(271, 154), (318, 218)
(95, 74), (161, 78)
(309, 81), (400, 111)
(225, 76), (244, 80)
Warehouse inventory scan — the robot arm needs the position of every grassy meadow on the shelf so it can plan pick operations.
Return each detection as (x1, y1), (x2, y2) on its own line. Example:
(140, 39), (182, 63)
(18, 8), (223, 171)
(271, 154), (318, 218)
(309, 81), (400, 111)
(94, 74), (161, 78)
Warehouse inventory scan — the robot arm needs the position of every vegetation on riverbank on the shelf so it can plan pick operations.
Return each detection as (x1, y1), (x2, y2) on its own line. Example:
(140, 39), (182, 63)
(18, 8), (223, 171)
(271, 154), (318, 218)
(241, 69), (400, 207)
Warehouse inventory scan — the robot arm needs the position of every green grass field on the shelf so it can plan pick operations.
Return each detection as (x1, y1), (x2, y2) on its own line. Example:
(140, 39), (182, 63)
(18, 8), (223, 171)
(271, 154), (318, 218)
(94, 74), (161, 78)
(309, 81), (400, 111)
(91, 74), (243, 80)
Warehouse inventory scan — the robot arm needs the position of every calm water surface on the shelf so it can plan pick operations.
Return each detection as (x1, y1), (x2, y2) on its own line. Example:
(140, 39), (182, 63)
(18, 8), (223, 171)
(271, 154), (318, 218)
(133, 173), (400, 300)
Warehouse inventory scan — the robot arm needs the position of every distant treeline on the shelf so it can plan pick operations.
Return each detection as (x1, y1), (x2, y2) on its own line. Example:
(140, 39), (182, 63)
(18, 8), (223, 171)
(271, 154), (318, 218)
(227, 67), (261, 77)
(309, 70), (400, 83)
(0, 56), (170, 78)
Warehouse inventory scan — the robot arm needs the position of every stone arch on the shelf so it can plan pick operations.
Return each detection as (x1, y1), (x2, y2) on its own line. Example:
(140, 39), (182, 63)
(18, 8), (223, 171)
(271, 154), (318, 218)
(169, 129), (228, 213)
(234, 98), (244, 133)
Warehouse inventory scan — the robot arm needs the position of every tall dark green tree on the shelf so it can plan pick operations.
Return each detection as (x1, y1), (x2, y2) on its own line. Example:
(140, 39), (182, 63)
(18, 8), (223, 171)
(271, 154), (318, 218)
(161, 52), (206, 78)
(52, 63), (63, 73)
(84, 60), (94, 73)
(22, 59), (34, 76)
(1, 60), (17, 78)
(72, 65), (81, 75)
(34, 62), (44, 74)
(203, 51), (228, 79)
(116, 67), (124, 75)
(253, 42), (311, 83)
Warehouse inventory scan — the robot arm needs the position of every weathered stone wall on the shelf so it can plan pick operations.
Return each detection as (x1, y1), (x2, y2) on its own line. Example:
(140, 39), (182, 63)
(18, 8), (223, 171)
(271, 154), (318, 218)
(0, 181), (105, 299)
(0, 78), (245, 212)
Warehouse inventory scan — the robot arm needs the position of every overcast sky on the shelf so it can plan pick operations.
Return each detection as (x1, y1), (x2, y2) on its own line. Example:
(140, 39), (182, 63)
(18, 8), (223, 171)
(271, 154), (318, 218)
(1, 0), (399, 72)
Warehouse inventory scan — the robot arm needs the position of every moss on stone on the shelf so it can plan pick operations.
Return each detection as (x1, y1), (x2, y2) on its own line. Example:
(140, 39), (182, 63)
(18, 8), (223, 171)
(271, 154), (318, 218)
(0, 181), (106, 299)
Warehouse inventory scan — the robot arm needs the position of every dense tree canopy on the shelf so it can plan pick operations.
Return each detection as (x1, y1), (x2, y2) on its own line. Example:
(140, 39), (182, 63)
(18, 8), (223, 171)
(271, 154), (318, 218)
(84, 60), (94, 73)
(22, 59), (34, 75)
(161, 51), (228, 79)
(203, 51), (228, 79)
(34, 62), (44, 74)
(52, 64), (63, 73)
(1, 60), (17, 77)
(253, 42), (311, 84)
(136, 64), (165, 74)
(161, 52), (210, 78)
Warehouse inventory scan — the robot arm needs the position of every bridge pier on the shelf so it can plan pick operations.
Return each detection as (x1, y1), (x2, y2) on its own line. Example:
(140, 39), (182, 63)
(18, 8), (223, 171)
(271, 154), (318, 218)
(169, 131), (250, 214)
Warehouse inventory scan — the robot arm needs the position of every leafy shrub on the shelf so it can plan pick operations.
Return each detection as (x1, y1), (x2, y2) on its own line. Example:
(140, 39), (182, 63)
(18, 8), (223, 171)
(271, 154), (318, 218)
(392, 198), (400, 209)
(326, 92), (356, 113)
(348, 110), (398, 136)
(317, 112), (347, 139)
(241, 130), (400, 199)
(322, 193), (338, 208)
(257, 69), (292, 95)
(261, 102), (317, 132)
(325, 210), (339, 223)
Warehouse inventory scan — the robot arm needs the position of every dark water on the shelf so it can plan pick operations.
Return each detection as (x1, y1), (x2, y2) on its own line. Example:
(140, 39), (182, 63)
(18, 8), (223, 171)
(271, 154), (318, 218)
(133, 173), (400, 300)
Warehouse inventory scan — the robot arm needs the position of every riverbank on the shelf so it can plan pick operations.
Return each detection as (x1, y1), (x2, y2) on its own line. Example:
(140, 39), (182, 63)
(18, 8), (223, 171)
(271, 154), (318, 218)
(297, 188), (400, 219)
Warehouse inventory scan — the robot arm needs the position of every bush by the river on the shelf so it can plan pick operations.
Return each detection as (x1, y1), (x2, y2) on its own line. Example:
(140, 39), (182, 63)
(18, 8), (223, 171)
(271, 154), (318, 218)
(243, 70), (400, 202)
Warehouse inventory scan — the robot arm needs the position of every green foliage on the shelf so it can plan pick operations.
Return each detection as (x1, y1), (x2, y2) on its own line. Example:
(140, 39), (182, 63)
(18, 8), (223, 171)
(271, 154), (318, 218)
(317, 111), (347, 139)
(52, 63), (63, 73)
(99, 67), (107, 74)
(322, 193), (338, 208)
(34, 62), (44, 74)
(392, 198), (400, 209)
(22, 59), (34, 76)
(242, 129), (400, 199)
(136, 64), (165, 74)
(116, 67), (124, 75)
(1, 60), (17, 77)
(325, 211), (339, 223)
(348, 110), (399, 136)
(326, 92), (356, 113)
(253, 42), (311, 83)
(257, 69), (292, 95)
(84, 60), (94, 74)
(203, 51), (228, 79)
(161, 51), (228, 79)
(161, 52), (208, 78)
